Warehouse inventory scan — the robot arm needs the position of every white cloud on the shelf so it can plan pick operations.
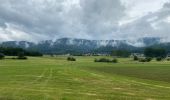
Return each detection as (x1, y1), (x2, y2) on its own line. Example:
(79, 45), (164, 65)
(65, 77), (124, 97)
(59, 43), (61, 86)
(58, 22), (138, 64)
(0, 0), (170, 42)
(164, 16), (170, 22)
(121, 0), (168, 17)
(0, 23), (48, 42)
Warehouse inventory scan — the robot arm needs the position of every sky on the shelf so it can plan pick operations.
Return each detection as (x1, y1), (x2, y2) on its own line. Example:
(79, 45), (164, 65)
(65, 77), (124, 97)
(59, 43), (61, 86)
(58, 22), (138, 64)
(0, 0), (170, 42)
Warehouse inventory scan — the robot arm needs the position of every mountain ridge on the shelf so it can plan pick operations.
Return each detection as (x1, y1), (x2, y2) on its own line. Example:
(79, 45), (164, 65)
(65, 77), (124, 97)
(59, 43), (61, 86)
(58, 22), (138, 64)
(0, 37), (166, 54)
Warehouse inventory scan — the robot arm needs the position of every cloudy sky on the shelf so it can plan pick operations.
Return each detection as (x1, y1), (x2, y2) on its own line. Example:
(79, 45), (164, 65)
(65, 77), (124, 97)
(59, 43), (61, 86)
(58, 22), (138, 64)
(0, 0), (170, 42)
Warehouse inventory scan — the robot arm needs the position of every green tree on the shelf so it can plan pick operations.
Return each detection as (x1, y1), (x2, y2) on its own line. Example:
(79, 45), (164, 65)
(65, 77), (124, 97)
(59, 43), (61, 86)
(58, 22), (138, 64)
(144, 47), (167, 58)
(133, 55), (138, 61)
(0, 53), (5, 59)
(111, 50), (130, 57)
(17, 52), (27, 59)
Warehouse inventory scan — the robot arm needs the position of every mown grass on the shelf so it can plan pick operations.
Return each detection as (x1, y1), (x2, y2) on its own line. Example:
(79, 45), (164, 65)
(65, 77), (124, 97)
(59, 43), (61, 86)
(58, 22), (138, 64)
(0, 56), (170, 100)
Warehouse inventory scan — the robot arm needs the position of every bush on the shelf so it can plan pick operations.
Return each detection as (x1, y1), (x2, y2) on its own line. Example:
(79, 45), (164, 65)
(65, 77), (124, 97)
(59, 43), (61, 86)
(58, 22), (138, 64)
(0, 53), (5, 59)
(167, 58), (170, 61)
(17, 52), (28, 60)
(67, 57), (76, 61)
(94, 58), (98, 62)
(112, 58), (118, 63)
(156, 57), (163, 61)
(133, 56), (138, 61)
(145, 57), (152, 62)
(139, 58), (147, 62)
(138, 57), (152, 62)
(17, 56), (28, 60)
(95, 58), (110, 62)
(95, 58), (118, 63)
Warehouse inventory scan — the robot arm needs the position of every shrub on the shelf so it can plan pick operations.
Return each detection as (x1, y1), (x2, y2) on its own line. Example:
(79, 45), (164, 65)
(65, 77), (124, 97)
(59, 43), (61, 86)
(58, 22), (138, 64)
(17, 56), (27, 60)
(156, 57), (163, 61)
(95, 58), (110, 62)
(67, 57), (76, 61)
(94, 58), (98, 62)
(94, 58), (118, 63)
(167, 58), (170, 61)
(0, 53), (5, 59)
(112, 58), (118, 63)
(17, 52), (28, 60)
(145, 57), (152, 62)
(133, 56), (138, 61)
(139, 58), (147, 62)
(138, 57), (152, 62)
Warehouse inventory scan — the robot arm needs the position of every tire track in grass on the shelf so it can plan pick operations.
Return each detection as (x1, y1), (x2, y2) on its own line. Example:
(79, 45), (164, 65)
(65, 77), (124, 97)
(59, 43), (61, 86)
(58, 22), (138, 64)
(40, 68), (53, 100)
(128, 80), (170, 89)
(11, 68), (48, 99)
(124, 79), (170, 99)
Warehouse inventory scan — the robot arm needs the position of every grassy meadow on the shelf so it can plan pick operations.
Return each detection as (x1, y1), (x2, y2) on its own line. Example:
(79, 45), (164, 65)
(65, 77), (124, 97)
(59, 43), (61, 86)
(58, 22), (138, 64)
(0, 56), (170, 100)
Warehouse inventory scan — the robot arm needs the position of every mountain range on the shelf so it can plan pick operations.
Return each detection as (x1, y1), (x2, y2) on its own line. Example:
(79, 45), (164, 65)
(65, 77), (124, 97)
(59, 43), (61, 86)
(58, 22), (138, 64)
(0, 37), (169, 54)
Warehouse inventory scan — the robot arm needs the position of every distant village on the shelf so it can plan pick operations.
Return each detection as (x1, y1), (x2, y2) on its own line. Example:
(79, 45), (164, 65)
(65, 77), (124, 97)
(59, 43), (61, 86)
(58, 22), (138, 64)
(62, 52), (170, 58)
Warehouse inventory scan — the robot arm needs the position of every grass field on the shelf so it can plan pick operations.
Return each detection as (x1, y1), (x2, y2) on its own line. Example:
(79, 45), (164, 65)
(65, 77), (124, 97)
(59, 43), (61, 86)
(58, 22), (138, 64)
(0, 56), (170, 100)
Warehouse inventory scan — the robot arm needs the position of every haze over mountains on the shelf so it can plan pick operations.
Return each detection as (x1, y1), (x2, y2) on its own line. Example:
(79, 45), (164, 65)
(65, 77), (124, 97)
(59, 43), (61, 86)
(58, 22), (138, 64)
(1, 37), (168, 54)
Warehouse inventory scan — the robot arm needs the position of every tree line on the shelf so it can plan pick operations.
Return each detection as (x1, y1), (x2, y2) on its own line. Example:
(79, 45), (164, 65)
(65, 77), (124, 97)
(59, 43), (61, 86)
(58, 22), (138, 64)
(111, 50), (130, 57)
(0, 47), (43, 57)
(144, 47), (167, 58)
